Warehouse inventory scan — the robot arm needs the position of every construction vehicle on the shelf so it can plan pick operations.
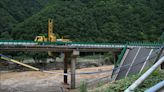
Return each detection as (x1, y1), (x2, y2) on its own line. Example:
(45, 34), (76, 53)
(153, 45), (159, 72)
(34, 19), (71, 57)
(35, 19), (71, 42)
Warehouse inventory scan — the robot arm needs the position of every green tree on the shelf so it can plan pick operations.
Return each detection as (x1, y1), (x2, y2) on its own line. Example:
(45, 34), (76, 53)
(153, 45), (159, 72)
(159, 32), (164, 43)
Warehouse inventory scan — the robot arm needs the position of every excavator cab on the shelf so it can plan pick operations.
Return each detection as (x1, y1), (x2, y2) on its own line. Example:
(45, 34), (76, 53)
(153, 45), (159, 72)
(34, 36), (47, 42)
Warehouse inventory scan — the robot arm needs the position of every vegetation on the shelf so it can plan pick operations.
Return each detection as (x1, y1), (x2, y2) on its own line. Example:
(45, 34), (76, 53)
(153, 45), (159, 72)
(0, 0), (163, 43)
(89, 70), (164, 92)
(0, 0), (51, 39)
(79, 81), (88, 92)
(159, 32), (164, 42)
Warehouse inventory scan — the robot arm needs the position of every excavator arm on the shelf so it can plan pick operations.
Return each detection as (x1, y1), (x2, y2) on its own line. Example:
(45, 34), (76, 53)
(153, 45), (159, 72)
(48, 19), (56, 42)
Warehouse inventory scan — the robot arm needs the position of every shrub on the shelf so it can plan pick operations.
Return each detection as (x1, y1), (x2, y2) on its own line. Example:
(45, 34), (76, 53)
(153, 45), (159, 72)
(89, 70), (164, 92)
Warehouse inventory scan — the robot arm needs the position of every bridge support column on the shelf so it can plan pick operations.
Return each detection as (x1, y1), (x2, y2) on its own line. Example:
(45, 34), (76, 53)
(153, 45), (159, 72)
(71, 50), (79, 89)
(64, 52), (69, 84)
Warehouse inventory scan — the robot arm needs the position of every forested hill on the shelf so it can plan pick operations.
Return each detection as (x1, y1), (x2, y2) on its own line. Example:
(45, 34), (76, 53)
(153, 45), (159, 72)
(0, 0), (50, 39)
(1, 0), (164, 42)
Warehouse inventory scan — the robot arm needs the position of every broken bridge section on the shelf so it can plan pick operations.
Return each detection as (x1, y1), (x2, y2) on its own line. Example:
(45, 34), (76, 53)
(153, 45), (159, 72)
(113, 47), (163, 80)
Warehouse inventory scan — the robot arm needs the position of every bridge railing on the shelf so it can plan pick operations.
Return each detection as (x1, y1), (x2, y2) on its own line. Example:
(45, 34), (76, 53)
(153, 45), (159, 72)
(0, 40), (163, 47)
(0, 40), (37, 45)
(127, 42), (162, 47)
(116, 45), (127, 66)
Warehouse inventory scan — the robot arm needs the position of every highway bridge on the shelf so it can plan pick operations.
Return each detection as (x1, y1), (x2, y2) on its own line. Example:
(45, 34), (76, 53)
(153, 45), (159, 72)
(0, 40), (163, 89)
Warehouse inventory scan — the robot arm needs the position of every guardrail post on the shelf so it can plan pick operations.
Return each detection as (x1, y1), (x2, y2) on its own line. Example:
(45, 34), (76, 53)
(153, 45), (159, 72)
(71, 50), (79, 89)
(145, 80), (164, 92)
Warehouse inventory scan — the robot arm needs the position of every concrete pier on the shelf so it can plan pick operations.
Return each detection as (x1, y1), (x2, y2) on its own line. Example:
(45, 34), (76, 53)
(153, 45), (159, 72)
(71, 50), (79, 89)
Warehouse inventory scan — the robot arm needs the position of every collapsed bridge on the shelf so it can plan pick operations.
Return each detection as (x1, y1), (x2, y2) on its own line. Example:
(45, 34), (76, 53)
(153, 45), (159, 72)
(0, 40), (163, 89)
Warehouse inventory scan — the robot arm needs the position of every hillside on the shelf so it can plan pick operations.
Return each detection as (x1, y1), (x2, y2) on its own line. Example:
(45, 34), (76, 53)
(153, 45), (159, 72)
(0, 0), (50, 39)
(0, 0), (164, 42)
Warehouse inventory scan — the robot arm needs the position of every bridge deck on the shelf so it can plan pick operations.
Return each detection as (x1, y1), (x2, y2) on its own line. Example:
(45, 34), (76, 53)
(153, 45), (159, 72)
(0, 45), (121, 52)
(0, 40), (162, 52)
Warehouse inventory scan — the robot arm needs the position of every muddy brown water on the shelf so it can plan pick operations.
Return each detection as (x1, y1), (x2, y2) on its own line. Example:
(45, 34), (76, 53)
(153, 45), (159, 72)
(0, 65), (114, 92)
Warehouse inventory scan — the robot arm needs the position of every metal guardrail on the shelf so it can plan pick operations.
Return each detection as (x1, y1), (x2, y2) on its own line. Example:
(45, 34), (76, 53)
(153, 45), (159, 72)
(115, 45), (127, 66)
(0, 40), (37, 45)
(145, 80), (164, 92)
(0, 40), (163, 48)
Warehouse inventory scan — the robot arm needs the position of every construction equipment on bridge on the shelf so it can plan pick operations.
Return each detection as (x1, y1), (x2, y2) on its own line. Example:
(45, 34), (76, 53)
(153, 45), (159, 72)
(34, 19), (55, 42)
(34, 19), (71, 42)
(34, 19), (71, 56)
(0, 54), (40, 71)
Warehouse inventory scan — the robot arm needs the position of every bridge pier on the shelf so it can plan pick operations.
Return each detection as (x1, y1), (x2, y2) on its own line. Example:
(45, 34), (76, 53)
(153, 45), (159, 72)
(71, 50), (79, 89)
(64, 52), (69, 84)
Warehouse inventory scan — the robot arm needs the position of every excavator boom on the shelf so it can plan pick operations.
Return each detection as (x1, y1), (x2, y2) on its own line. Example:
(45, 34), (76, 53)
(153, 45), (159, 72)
(48, 19), (56, 42)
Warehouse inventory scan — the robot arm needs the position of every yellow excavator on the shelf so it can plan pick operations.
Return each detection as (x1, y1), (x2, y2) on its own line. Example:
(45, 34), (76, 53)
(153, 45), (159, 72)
(34, 19), (71, 42)
(34, 19), (71, 56)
